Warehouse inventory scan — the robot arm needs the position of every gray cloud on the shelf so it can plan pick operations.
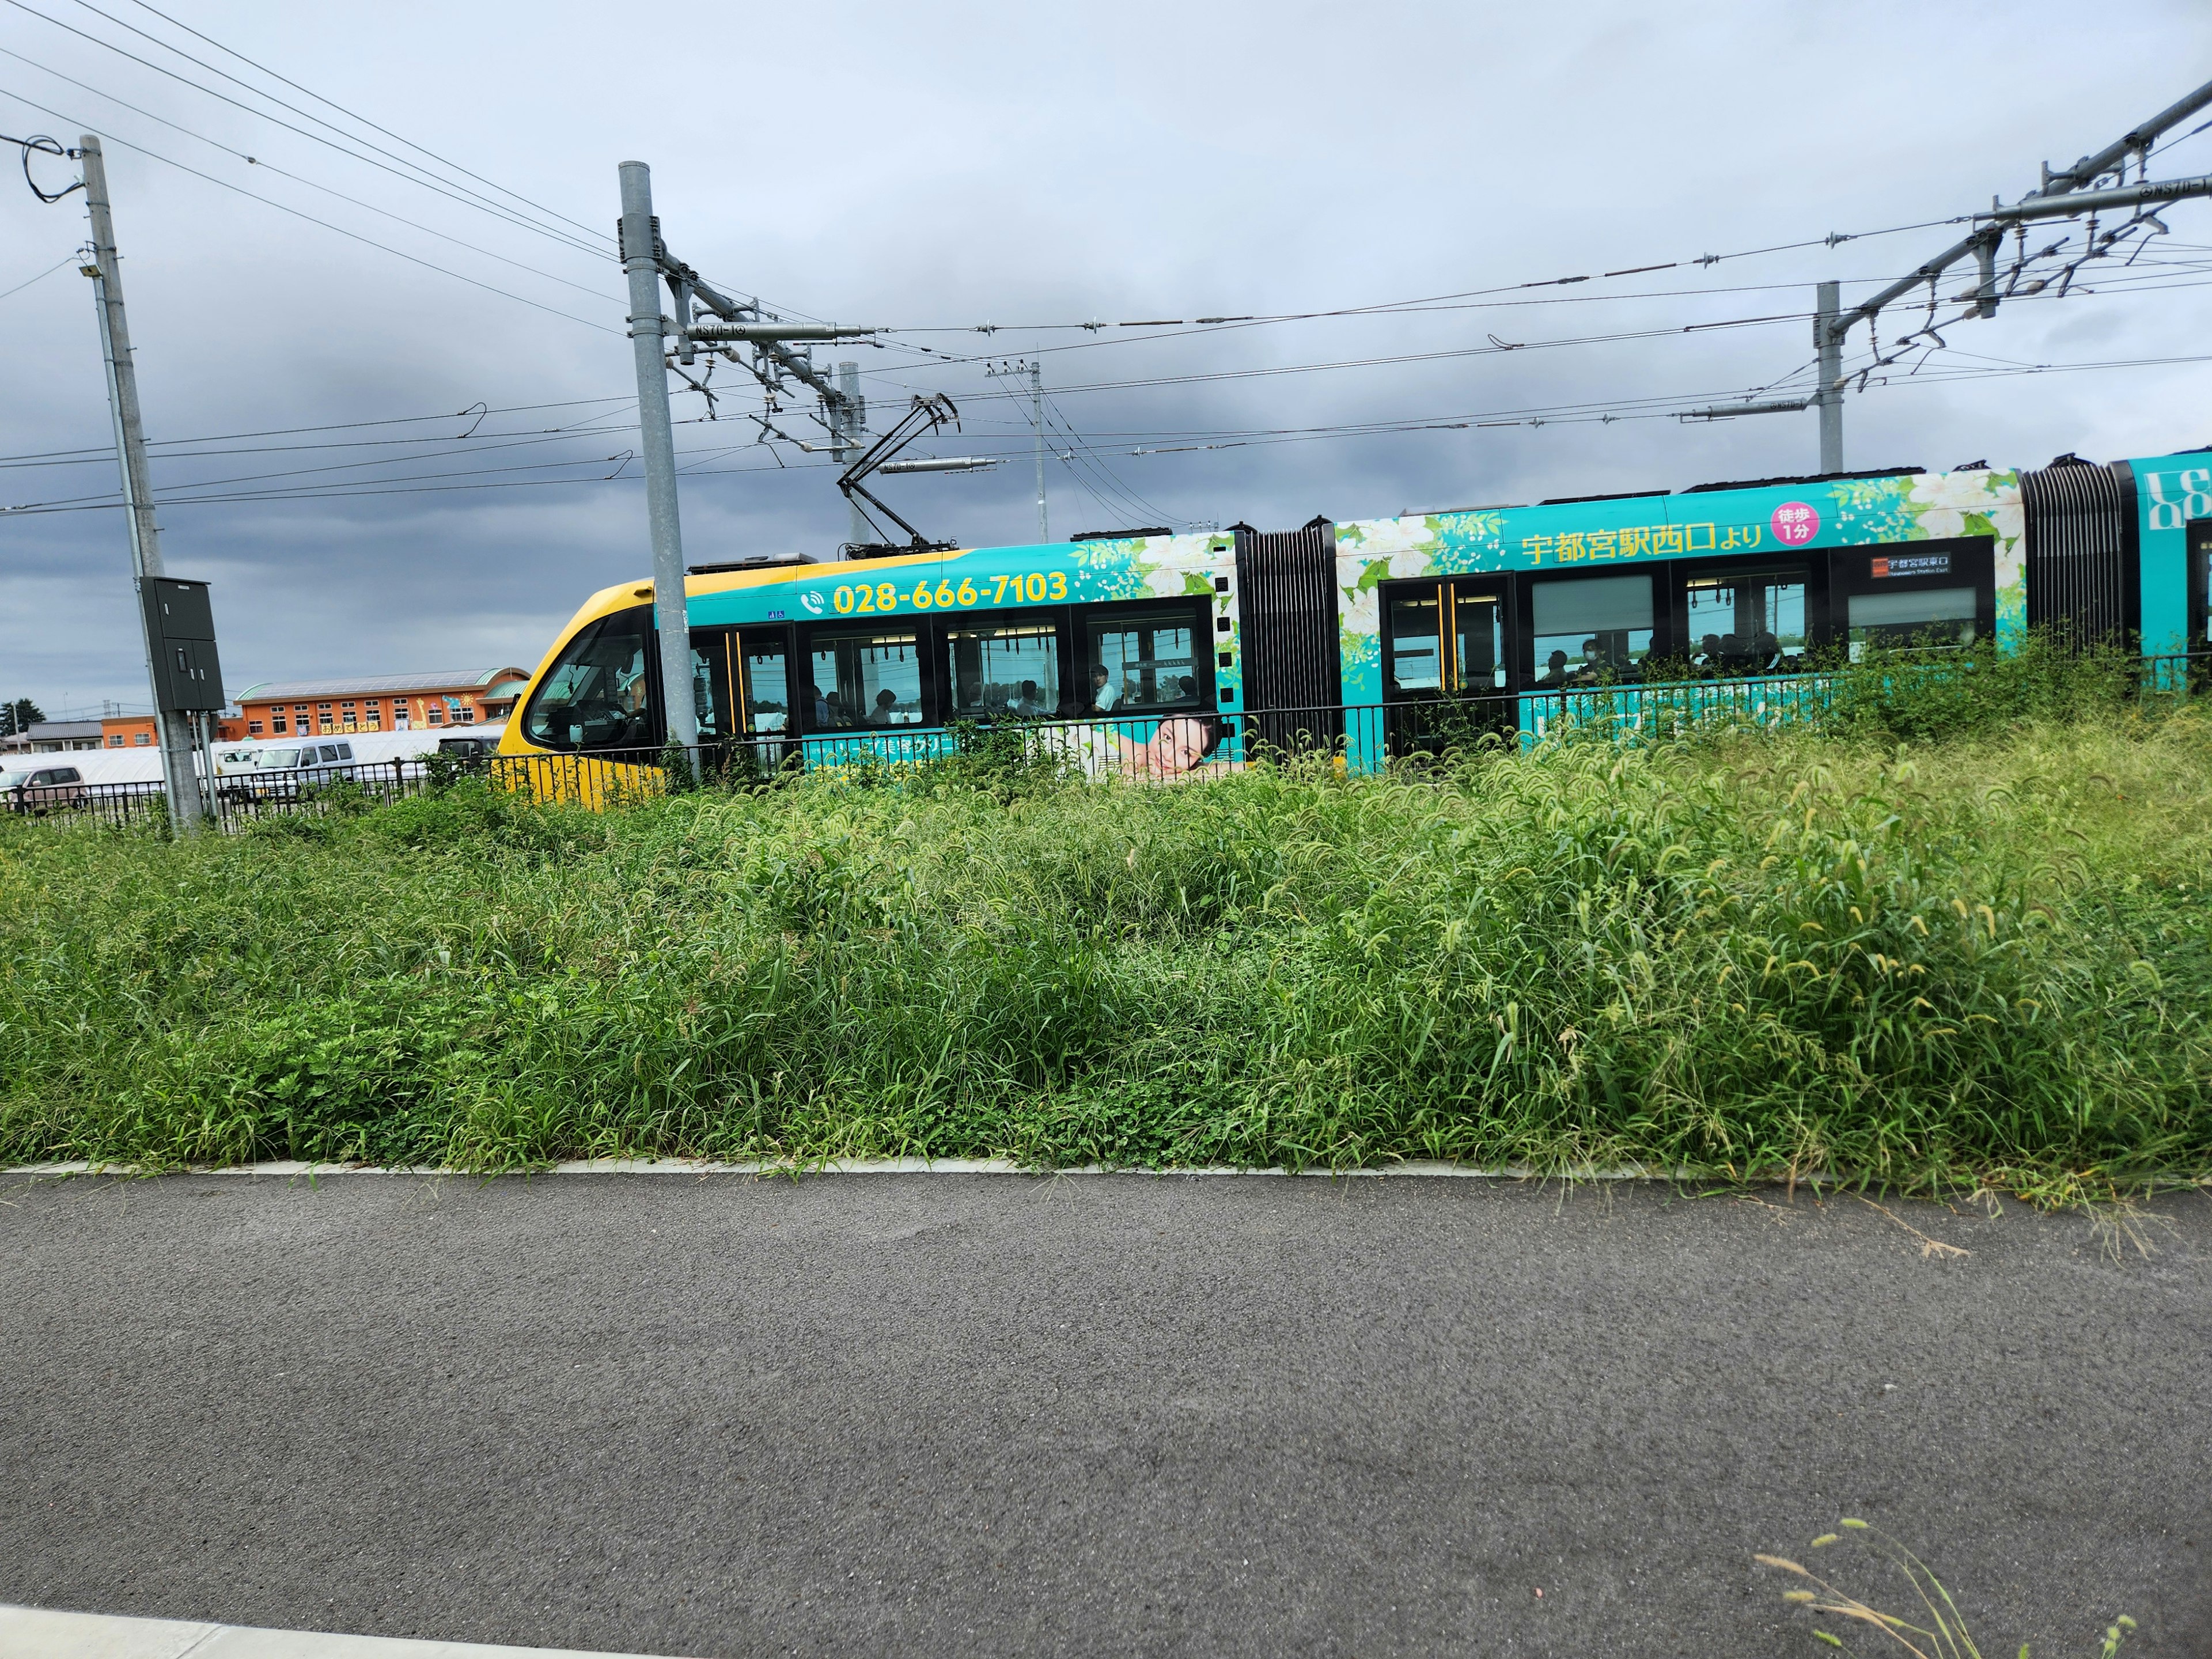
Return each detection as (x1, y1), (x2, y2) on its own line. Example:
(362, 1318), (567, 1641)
(4, 0), (2210, 713)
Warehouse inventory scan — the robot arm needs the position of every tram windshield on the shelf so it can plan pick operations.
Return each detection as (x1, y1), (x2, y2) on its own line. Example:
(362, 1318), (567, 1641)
(522, 605), (655, 752)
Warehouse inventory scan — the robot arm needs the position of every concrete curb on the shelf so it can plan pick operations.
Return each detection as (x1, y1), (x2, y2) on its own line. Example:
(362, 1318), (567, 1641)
(2, 1156), (1721, 1181)
(0, 1603), (673, 1658)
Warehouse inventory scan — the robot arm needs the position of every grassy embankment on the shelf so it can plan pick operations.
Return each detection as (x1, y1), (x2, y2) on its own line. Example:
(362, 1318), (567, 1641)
(3, 644), (2208, 1198)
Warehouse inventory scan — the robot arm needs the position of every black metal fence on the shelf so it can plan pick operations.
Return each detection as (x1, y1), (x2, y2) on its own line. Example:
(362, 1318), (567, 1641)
(3, 758), (449, 831)
(10, 652), (2205, 828)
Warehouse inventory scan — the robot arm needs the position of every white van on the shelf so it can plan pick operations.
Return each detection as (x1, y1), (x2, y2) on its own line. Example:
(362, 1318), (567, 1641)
(218, 740), (358, 804)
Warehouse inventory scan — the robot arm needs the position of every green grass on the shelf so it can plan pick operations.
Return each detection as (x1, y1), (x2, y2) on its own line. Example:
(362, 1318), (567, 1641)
(5, 655), (2210, 1198)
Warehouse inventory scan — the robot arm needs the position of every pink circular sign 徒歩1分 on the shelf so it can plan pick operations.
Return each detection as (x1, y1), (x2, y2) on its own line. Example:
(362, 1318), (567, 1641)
(1770, 500), (1821, 546)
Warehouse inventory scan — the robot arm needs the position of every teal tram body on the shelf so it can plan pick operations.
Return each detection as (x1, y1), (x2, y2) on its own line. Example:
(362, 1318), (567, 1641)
(501, 451), (2212, 778)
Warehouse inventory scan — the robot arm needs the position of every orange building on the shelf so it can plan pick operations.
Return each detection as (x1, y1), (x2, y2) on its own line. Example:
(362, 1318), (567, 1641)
(101, 713), (248, 749)
(231, 669), (531, 740)
(101, 715), (158, 750)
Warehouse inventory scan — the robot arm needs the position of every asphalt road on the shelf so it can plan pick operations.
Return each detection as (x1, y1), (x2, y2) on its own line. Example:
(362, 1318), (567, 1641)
(3, 1172), (2207, 1658)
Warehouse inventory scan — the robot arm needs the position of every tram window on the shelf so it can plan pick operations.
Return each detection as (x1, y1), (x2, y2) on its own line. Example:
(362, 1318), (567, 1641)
(741, 638), (791, 733)
(946, 619), (1061, 718)
(688, 632), (729, 740)
(1530, 573), (1654, 686)
(1385, 592), (1444, 695)
(521, 605), (654, 751)
(1846, 588), (1978, 658)
(1453, 586), (1506, 690)
(808, 628), (925, 728)
(1685, 567), (1808, 674)
(1086, 609), (1202, 714)
(1385, 584), (1505, 697)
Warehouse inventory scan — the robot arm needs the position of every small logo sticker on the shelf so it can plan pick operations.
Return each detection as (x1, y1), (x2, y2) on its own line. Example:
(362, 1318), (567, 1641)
(1771, 501), (1821, 546)
(800, 592), (825, 615)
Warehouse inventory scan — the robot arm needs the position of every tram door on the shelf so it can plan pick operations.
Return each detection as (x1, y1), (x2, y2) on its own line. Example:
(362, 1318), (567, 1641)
(688, 627), (795, 768)
(1382, 579), (1510, 756)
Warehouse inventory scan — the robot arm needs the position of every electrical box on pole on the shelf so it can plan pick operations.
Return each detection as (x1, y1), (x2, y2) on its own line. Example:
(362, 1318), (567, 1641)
(141, 577), (226, 711)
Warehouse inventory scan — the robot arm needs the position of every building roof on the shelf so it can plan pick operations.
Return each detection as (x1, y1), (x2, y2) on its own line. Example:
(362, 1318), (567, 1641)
(233, 667), (531, 702)
(26, 720), (104, 739)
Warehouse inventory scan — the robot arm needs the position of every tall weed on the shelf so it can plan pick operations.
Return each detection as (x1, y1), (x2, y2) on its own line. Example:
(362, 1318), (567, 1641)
(2, 706), (2207, 1192)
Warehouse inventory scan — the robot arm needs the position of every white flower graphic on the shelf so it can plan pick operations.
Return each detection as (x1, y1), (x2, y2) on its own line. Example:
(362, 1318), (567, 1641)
(1907, 469), (2007, 542)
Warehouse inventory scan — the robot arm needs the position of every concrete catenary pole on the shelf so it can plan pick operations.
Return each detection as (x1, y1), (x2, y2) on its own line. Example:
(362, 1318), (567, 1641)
(79, 135), (203, 834)
(1029, 360), (1048, 542)
(836, 359), (870, 549)
(1813, 280), (1842, 475)
(617, 160), (696, 751)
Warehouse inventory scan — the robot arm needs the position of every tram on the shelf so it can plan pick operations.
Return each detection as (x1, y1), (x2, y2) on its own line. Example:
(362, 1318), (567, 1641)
(499, 449), (2212, 781)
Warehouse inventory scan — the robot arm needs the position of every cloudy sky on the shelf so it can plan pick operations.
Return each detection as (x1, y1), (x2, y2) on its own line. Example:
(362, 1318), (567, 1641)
(5, 0), (2211, 715)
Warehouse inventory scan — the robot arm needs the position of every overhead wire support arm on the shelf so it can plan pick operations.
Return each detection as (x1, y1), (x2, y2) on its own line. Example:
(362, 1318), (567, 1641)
(1975, 171), (2212, 222)
(1678, 397), (1812, 421)
(880, 456), (999, 474)
(1827, 77), (2212, 349)
(687, 320), (883, 343)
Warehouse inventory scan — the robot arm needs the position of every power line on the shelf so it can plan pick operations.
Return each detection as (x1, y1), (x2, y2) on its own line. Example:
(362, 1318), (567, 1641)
(7, 0), (608, 258)
(22, 346), (2207, 519)
(117, 0), (614, 249)
(5, 419), (646, 505)
(0, 248), (78, 301)
(878, 217), (1976, 350)
(0, 395), (636, 465)
(0, 81), (623, 332)
(0, 43), (623, 301)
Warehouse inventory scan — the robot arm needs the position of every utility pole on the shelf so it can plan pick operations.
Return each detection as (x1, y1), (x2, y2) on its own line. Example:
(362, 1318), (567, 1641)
(1814, 280), (1842, 473)
(1681, 78), (2212, 468)
(616, 160), (696, 751)
(1029, 359), (1048, 543)
(834, 360), (869, 548)
(80, 134), (203, 833)
(987, 358), (1050, 541)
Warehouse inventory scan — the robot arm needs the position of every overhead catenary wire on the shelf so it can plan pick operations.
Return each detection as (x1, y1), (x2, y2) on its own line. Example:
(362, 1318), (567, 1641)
(3, 417), (650, 506)
(0, 395), (638, 466)
(16, 346), (2210, 518)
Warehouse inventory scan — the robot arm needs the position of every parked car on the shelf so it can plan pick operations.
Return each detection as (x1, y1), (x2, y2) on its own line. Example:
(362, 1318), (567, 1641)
(2, 762), (89, 815)
(432, 730), (501, 775)
(218, 741), (358, 804)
